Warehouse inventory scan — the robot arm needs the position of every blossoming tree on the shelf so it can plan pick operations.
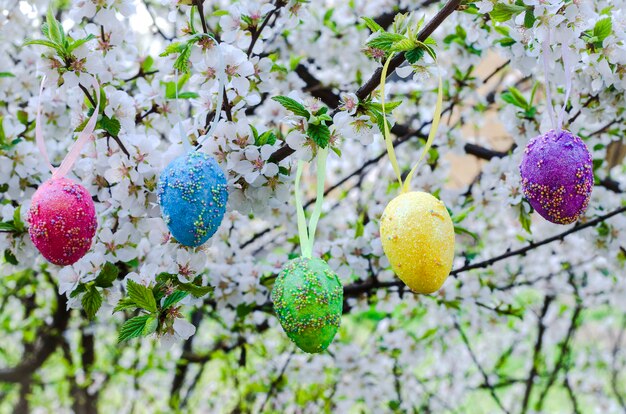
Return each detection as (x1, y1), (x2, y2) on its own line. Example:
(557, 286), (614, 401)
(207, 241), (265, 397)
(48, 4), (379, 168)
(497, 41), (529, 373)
(1, 0), (625, 412)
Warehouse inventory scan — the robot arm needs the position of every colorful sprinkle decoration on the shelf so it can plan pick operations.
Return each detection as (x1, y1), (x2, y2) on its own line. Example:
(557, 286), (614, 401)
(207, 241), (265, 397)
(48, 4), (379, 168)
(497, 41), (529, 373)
(158, 151), (228, 247)
(520, 129), (593, 225)
(377, 49), (455, 294)
(28, 178), (98, 266)
(28, 76), (100, 266)
(272, 257), (343, 354)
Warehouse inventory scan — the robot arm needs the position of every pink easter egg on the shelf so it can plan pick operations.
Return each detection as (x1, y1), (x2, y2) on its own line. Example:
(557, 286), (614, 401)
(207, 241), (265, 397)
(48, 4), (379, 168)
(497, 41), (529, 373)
(28, 177), (97, 266)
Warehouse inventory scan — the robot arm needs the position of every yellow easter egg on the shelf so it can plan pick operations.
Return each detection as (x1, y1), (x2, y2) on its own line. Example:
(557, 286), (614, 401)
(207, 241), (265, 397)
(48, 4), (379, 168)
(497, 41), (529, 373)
(380, 191), (455, 294)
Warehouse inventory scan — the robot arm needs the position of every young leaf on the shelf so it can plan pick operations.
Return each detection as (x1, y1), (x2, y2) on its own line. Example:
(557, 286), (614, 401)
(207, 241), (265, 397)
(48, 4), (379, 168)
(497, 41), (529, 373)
(99, 115), (121, 137)
(173, 43), (192, 73)
(594, 17), (612, 43)
(367, 32), (406, 51)
(362, 17), (384, 33)
(256, 130), (277, 146)
(519, 203), (532, 234)
(177, 281), (213, 298)
(489, 3), (527, 22)
(307, 123), (331, 148)
(67, 34), (96, 52)
(523, 8), (536, 29)
(160, 41), (185, 57)
(405, 47), (425, 64)
(113, 297), (137, 313)
(126, 279), (157, 313)
(46, 9), (65, 46)
(69, 283), (87, 298)
(143, 316), (158, 336)
(82, 286), (103, 320)
(272, 96), (310, 119)
(162, 290), (188, 310)
(390, 37), (417, 52)
(118, 315), (152, 342)
(95, 262), (119, 288)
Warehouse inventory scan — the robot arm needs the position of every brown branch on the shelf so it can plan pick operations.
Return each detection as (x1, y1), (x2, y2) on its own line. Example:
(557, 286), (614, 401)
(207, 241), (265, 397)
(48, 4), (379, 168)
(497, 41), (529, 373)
(258, 350), (294, 413)
(0, 289), (70, 382)
(535, 281), (582, 410)
(343, 205), (626, 296)
(247, 1), (286, 57)
(520, 295), (553, 414)
(268, 0), (462, 164)
(454, 318), (510, 414)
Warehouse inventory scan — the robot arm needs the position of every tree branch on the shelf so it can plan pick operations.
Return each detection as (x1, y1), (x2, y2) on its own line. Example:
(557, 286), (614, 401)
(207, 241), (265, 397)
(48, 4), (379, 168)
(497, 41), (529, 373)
(269, 0), (462, 164)
(343, 205), (626, 297)
(520, 295), (553, 414)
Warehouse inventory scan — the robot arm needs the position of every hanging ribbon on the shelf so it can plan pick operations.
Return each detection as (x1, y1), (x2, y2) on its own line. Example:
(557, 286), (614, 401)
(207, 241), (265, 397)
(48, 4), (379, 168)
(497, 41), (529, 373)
(294, 147), (329, 259)
(35, 75), (100, 179)
(195, 34), (226, 150)
(541, 26), (575, 132)
(174, 69), (192, 152)
(380, 51), (443, 194)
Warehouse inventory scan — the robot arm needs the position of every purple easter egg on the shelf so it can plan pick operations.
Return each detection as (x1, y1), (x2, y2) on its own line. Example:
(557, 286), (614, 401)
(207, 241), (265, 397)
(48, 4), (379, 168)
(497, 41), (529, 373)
(519, 129), (593, 225)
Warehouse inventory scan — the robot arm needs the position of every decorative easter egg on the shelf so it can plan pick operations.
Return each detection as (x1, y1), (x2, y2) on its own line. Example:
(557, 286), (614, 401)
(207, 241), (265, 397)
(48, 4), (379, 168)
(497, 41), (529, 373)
(271, 257), (343, 353)
(28, 177), (97, 266)
(157, 151), (228, 247)
(380, 191), (455, 294)
(520, 129), (593, 225)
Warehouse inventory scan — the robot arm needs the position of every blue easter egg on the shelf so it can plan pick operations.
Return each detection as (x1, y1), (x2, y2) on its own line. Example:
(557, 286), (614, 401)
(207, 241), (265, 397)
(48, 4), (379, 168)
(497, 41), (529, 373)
(157, 151), (228, 247)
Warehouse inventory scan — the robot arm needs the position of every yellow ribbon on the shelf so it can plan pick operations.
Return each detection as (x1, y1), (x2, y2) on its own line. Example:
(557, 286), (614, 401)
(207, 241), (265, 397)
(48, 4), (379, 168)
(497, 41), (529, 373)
(380, 53), (443, 193)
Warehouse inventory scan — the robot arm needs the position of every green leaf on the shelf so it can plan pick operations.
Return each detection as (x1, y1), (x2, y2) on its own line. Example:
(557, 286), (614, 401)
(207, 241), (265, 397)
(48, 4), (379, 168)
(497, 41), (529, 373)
(141, 55), (154, 72)
(70, 283), (87, 298)
(82, 286), (103, 320)
(13, 207), (24, 232)
(177, 91), (199, 99)
(519, 203), (532, 234)
(173, 43), (192, 73)
(177, 281), (213, 298)
(113, 297), (137, 313)
(118, 315), (151, 342)
(0, 72), (14, 78)
(159, 41), (185, 57)
(361, 16), (384, 33)
(271, 96), (310, 119)
(162, 290), (188, 309)
(95, 262), (119, 288)
(367, 32), (406, 51)
(594, 17), (612, 42)
(405, 47), (425, 64)
(17, 110), (28, 125)
(143, 316), (158, 335)
(501, 86), (528, 109)
(23, 39), (65, 55)
(126, 279), (157, 313)
(68, 34), (96, 52)
(99, 115), (121, 137)
(4, 249), (17, 265)
(523, 8), (536, 29)
(489, 3), (527, 22)
(366, 101), (403, 112)
(307, 123), (331, 148)
(256, 130), (277, 146)
(390, 37), (417, 52)
(46, 8), (65, 46)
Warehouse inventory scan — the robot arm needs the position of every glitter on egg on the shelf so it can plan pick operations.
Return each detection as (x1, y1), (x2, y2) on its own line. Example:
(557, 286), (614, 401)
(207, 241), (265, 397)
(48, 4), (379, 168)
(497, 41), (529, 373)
(157, 151), (228, 247)
(27, 177), (97, 266)
(380, 191), (455, 294)
(519, 129), (593, 225)
(271, 257), (343, 353)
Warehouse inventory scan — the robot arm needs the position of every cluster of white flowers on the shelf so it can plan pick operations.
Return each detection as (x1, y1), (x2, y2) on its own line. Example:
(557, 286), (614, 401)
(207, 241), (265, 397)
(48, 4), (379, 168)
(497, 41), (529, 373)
(0, 0), (626, 411)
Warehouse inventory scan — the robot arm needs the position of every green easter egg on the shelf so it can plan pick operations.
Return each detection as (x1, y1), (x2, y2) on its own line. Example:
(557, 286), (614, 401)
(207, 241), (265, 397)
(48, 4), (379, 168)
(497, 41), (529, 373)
(271, 257), (343, 353)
